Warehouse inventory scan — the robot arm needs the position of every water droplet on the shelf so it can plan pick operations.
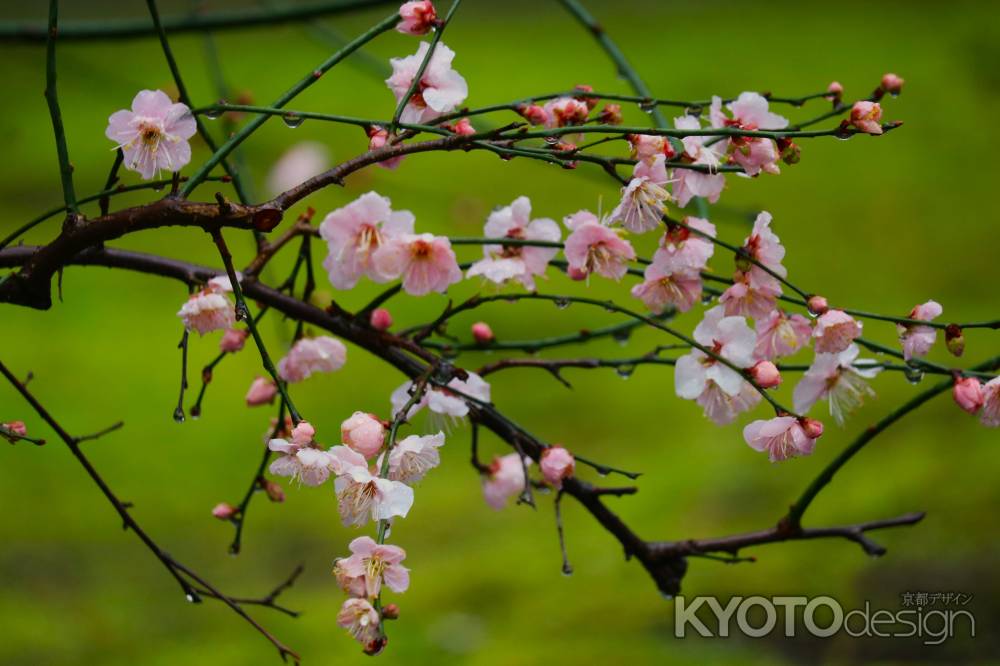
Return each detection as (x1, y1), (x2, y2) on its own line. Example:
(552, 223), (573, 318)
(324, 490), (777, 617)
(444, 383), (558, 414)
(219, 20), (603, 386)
(904, 365), (924, 384)
(185, 592), (201, 603)
(701, 293), (714, 306)
(561, 564), (574, 576)
(554, 298), (571, 310)
(282, 113), (304, 128)
(638, 100), (656, 115)
(661, 592), (674, 600)
(596, 468), (609, 478)
(612, 330), (631, 347)
(204, 103), (224, 120)
(173, 407), (185, 423)
(544, 136), (560, 146)
(616, 364), (635, 380)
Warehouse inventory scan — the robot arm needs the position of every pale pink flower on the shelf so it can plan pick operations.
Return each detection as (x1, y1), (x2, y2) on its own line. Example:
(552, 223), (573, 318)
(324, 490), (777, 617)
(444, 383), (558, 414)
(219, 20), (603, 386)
(341, 412), (386, 459)
(719, 272), (781, 320)
(742, 211), (787, 281)
(850, 101), (883, 135)
(542, 96), (589, 127)
(750, 360), (781, 388)
(211, 502), (238, 520)
(370, 308), (393, 331)
(320, 191), (415, 290)
(953, 377), (984, 415)
(373, 233), (462, 296)
(106, 89), (196, 179)
(627, 133), (674, 163)
(386, 42), (468, 124)
(793, 344), (881, 425)
(268, 443), (331, 487)
(333, 558), (367, 598)
(177, 286), (235, 335)
(610, 155), (671, 233)
(540, 446), (574, 488)
(390, 372), (490, 421)
(219, 328), (248, 353)
(630, 256), (702, 314)
(754, 310), (812, 360)
(813, 310), (862, 354)
(466, 196), (561, 290)
(245, 376), (277, 406)
(743, 416), (820, 462)
(337, 598), (381, 646)
(338, 536), (410, 598)
(696, 380), (761, 425)
(482, 453), (530, 510)
(709, 93), (788, 177)
(471, 321), (494, 343)
(367, 127), (404, 170)
(397, 0), (437, 35)
(980, 378), (1000, 427)
(653, 217), (716, 272)
(675, 306), (757, 400)
(277, 336), (347, 383)
(897, 300), (942, 361)
(881, 73), (905, 95)
(672, 115), (726, 207)
(265, 141), (330, 196)
(563, 210), (636, 281)
(335, 465), (415, 527)
(383, 432), (445, 483)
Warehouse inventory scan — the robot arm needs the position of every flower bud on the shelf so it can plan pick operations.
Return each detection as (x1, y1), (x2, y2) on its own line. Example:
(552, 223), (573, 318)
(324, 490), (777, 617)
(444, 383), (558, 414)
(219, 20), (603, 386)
(2, 421), (27, 437)
(750, 361), (782, 388)
(212, 502), (238, 520)
(800, 417), (824, 439)
(573, 84), (598, 110)
(397, 1), (437, 36)
(826, 81), (843, 102)
(776, 138), (800, 165)
(219, 328), (249, 353)
(381, 603), (400, 620)
(945, 324), (965, 357)
(245, 377), (278, 406)
(540, 446), (575, 488)
(291, 421), (315, 446)
(567, 266), (588, 281)
(953, 377), (984, 414)
(849, 101), (883, 135)
(262, 479), (286, 503)
(880, 73), (904, 95)
(807, 295), (829, 316)
(341, 412), (386, 458)
(447, 118), (476, 136)
(471, 322), (494, 344)
(370, 307), (393, 331)
(599, 103), (622, 125)
(517, 104), (549, 126)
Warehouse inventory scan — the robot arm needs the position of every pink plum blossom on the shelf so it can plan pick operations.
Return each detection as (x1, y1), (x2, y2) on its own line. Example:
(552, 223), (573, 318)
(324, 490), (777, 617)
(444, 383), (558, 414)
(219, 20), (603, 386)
(540, 446), (574, 488)
(627, 133), (674, 163)
(897, 300), (942, 361)
(719, 271), (782, 320)
(630, 256), (702, 314)
(709, 93), (788, 177)
(397, 0), (437, 35)
(563, 210), (636, 281)
(653, 217), (716, 272)
(106, 89), (196, 179)
(850, 101), (883, 135)
(390, 372), (490, 421)
(754, 309), (812, 360)
(219, 328), (248, 353)
(466, 196), (561, 290)
(813, 310), (862, 354)
(675, 306), (757, 401)
(542, 97), (589, 127)
(268, 433), (362, 487)
(386, 42), (467, 124)
(953, 377), (984, 415)
(792, 344), (881, 425)
(980, 378), (1000, 427)
(337, 598), (381, 647)
(517, 104), (549, 126)
(696, 380), (762, 425)
(471, 322), (494, 343)
(245, 377), (278, 406)
(335, 465), (415, 527)
(341, 412), (387, 459)
(743, 416), (821, 462)
(383, 432), (445, 483)
(672, 114), (726, 207)
(265, 142), (330, 196)
(372, 233), (462, 296)
(482, 453), (530, 510)
(277, 336), (347, 383)
(333, 558), (367, 598)
(742, 212), (787, 281)
(177, 283), (235, 336)
(338, 536), (410, 598)
(610, 155), (672, 233)
(320, 191), (415, 290)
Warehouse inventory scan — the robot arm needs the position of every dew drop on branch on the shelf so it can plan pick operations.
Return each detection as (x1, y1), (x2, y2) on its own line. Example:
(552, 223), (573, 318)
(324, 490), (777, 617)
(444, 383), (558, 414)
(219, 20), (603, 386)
(282, 113), (305, 129)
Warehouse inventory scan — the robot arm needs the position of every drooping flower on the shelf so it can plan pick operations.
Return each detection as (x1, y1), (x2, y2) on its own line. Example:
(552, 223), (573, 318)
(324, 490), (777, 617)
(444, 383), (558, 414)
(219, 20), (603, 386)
(386, 42), (468, 124)
(696, 380), (761, 425)
(265, 142), (330, 196)
(813, 310), (862, 354)
(397, 0), (437, 35)
(850, 101), (883, 135)
(177, 280), (236, 335)
(754, 309), (812, 360)
(341, 412), (387, 459)
(953, 377), (984, 415)
(743, 416), (821, 462)
(719, 271), (782, 320)
(335, 465), (415, 527)
(106, 89), (196, 179)
(372, 232), (463, 296)
(466, 196), (561, 290)
(383, 432), (445, 483)
(630, 255), (702, 314)
(319, 192), (416, 290)
(540, 446), (574, 489)
(675, 306), (757, 401)
(277, 336), (347, 383)
(792, 344), (881, 425)
(245, 377), (278, 406)
(482, 453), (530, 509)
(610, 155), (671, 233)
(390, 372), (491, 421)
(337, 598), (381, 647)
(367, 126), (405, 170)
(563, 210), (636, 281)
(338, 536), (410, 598)
(219, 328), (248, 353)
(980, 378), (1000, 427)
(653, 217), (716, 272)
(672, 114), (726, 207)
(897, 300), (942, 361)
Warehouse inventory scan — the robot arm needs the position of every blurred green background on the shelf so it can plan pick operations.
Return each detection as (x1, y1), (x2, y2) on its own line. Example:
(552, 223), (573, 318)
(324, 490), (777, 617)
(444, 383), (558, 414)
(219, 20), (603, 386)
(1, 1), (998, 664)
